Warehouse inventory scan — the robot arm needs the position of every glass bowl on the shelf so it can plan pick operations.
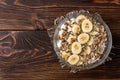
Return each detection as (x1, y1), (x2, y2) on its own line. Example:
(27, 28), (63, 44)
(53, 10), (112, 73)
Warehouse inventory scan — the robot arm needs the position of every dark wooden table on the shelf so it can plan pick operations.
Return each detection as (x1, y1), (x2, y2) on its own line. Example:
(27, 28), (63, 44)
(0, 0), (119, 80)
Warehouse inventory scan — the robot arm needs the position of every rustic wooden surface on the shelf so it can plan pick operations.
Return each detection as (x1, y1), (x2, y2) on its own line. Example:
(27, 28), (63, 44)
(0, 0), (119, 80)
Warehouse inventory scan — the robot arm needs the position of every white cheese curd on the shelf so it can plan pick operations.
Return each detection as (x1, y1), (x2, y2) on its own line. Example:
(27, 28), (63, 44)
(61, 24), (66, 29)
(70, 18), (75, 21)
(70, 18), (76, 24)
(67, 26), (71, 32)
(58, 30), (63, 37)
(57, 40), (62, 48)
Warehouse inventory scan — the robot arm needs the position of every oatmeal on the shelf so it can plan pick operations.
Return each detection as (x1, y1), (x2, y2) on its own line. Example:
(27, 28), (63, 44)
(57, 14), (107, 66)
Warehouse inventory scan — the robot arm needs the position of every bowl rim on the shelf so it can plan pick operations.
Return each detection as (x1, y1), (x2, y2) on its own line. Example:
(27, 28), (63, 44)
(53, 10), (112, 71)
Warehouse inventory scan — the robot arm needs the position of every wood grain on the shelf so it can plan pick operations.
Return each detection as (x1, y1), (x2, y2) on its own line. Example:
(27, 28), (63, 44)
(0, 0), (119, 80)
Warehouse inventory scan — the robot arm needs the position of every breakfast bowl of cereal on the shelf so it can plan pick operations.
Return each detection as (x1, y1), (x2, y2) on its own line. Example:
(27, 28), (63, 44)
(53, 10), (112, 73)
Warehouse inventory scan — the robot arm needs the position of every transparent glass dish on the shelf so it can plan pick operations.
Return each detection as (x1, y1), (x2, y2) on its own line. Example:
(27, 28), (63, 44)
(48, 10), (112, 73)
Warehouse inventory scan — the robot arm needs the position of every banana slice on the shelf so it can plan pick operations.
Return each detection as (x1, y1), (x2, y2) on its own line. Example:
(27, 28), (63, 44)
(76, 15), (87, 24)
(84, 46), (91, 55)
(82, 19), (93, 32)
(87, 37), (93, 45)
(72, 24), (81, 34)
(78, 33), (89, 44)
(67, 54), (79, 65)
(71, 42), (82, 54)
(61, 51), (70, 60)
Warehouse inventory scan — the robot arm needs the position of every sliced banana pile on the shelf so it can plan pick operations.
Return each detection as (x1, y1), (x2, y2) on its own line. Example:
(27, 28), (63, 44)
(57, 14), (107, 66)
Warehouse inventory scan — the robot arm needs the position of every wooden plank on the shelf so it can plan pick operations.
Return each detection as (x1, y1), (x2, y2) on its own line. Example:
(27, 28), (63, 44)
(0, 0), (119, 80)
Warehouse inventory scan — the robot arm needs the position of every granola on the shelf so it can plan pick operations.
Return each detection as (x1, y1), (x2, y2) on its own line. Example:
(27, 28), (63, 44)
(57, 14), (107, 66)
